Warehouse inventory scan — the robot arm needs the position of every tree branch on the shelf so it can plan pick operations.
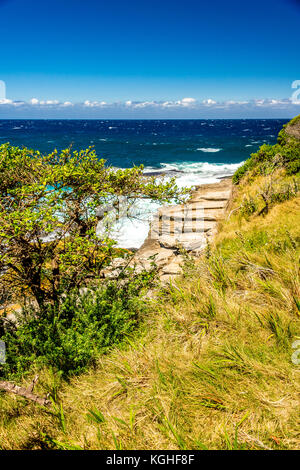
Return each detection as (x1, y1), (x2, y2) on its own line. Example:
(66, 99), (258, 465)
(0, 379), (51, 407)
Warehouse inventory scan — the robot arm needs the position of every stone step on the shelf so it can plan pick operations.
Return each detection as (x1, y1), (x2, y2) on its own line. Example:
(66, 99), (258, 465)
(195, 189), (231, 198)
(189, 200), (227, 209)
(155, 214), (217, 222)
(198, 196), (229, 202)
(151, 220), (216, 236)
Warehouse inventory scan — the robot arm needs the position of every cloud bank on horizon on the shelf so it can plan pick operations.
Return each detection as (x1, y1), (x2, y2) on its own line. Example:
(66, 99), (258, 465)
(0, 95), (299, 118)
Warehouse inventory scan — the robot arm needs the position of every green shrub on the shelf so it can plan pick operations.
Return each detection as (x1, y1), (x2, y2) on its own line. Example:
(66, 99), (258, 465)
(232, 159), (252, 184)
(277, 127), (288, 145)
(288, 115), (300, 126)
(233, 116), (300, 184)
(240, 196), (257, 218)
(0, 271), (153, 379)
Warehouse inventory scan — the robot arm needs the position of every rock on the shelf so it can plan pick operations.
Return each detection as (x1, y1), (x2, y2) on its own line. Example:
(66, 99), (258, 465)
(184, 240), (207, 253)
(152, 249), (174, 265)
(162, 262), (183, 275)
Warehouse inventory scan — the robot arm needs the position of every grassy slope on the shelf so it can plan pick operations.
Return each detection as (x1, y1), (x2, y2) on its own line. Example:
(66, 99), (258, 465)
(0, 120), (300, 451)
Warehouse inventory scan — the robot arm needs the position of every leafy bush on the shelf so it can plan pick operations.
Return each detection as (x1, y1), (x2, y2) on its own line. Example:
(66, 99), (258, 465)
(0, 270), (154, 379)
(0, 143), (182, 312)
(238, 178), (299, 220)
(288, 114), (300, 127)
(233, 116), (300, 184)
(232, 159), (252, 184)
(240, 196), (257, 218)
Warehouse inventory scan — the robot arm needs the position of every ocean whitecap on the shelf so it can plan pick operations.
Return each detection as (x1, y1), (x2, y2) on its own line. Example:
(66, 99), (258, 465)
(196, 148), (222, 153)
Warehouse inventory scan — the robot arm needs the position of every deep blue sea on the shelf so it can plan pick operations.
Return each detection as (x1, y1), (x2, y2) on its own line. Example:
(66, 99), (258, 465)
(0, 118), (288, 247)
(0, 118), (287, 169)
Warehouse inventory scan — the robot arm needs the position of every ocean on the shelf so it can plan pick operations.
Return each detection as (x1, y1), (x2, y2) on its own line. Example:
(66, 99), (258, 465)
(0, 118), (288, 248)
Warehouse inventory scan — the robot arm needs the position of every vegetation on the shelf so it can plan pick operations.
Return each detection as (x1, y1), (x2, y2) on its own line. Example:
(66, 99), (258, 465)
(1, 272), (155, 379)
(0, 144), (183, 312)
(0, 144), (182, 379)
(288, 114), (300, 127)
(0, 118), (299, 450)
(233, 119), (300, 184)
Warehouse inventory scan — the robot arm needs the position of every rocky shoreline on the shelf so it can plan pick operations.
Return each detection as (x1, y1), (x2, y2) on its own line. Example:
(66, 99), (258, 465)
(131, 177), (233, 283)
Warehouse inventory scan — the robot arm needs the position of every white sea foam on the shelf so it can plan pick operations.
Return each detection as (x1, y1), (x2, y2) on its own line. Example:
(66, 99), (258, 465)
(111, 160), (244, 249)
(196, 148), (222, 153)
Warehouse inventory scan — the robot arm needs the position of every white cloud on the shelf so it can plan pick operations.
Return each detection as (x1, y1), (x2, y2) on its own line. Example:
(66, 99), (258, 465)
(180, 97), (196, 107)
(1, 96), (299, 116)
(123, 97), (197, 109)
(253, 98), (293, 108)
(225, 100), (249, 105)
(38, 100), (59, 105)
(83, 100), (107, 107)
(202, 98), (217, 106)
(181, 97), (196, 103)
(84, 100), (98, 107)
(269, 99), (286, 106)
(158, 97), (197, 108)
(0, 98), (13, 104)
(30, 98), (62, 106)
(133, 101), (156, 108)
(161, 101), (174, 108)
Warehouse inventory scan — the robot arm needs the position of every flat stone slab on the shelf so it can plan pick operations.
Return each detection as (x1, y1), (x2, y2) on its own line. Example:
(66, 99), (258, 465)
(189, 200), (228, 209)
(162, 262), (183, 275)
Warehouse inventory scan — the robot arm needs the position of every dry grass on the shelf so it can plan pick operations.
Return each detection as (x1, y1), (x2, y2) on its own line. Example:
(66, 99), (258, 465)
(0, 173), (300, 450)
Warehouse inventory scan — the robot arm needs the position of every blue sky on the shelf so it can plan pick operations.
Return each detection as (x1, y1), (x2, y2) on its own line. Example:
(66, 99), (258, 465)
(0, 0), (300, 118)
